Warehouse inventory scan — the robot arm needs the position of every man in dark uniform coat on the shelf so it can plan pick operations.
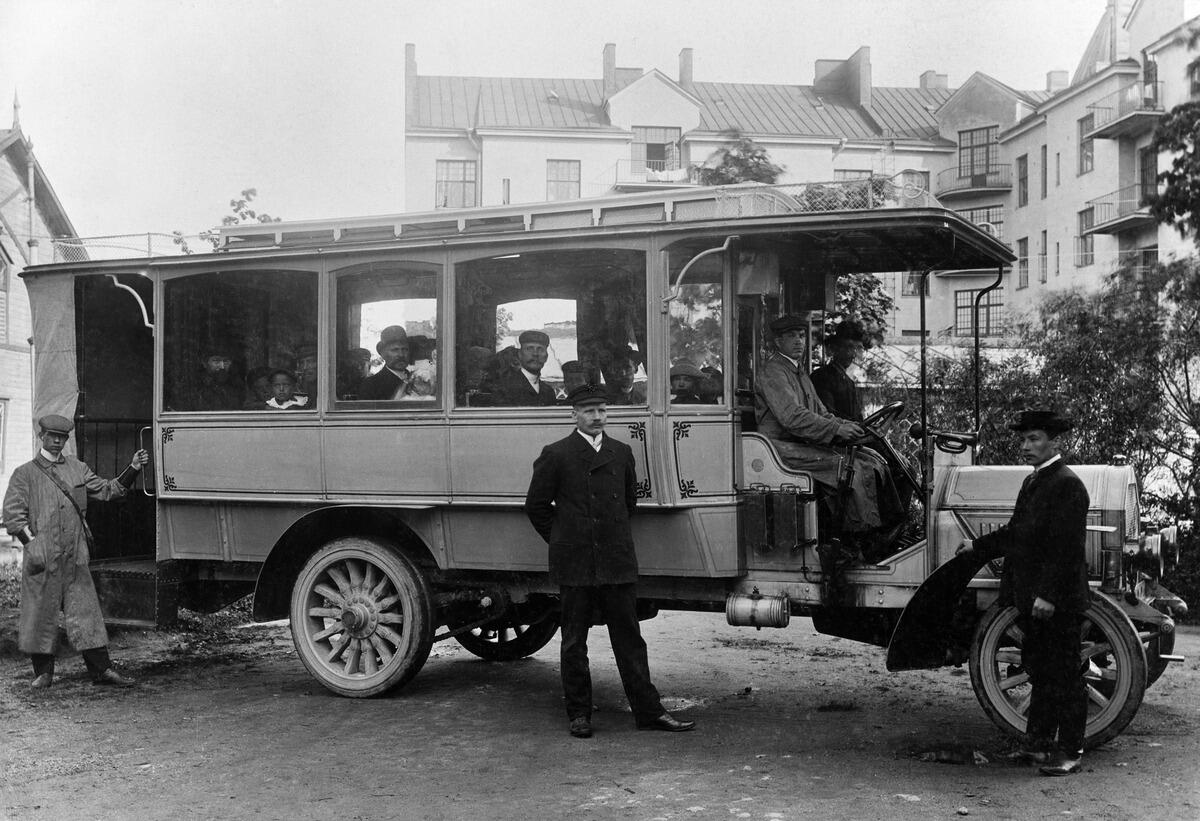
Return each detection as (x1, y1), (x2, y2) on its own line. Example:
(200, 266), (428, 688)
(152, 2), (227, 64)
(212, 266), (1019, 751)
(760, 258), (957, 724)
(490, 330), (557, 406)
(958, 410), (1090, 776)
(810, 320), (865, 422)
(358, 325), (413, 400)
(525, 384), (695, 738)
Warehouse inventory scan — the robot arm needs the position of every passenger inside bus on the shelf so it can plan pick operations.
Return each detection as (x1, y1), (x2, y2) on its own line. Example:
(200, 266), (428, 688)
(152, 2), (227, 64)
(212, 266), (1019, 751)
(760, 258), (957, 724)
(357, 326), (416, 400)
(336, 348), (372, 400)
(669, 362), (704, 404)
(560, 360), (598, 401)
(699, 366), (724, 404)
(168, 346), (242, 412)
(243, 367), (273, 410)
(295, 343), (318, 399)
(810, 321), (866, 423)
(485, 330), (557, 407)
(602, 354), (646, 405)
(265, 369), (309, 410)
(754, 314), (904, 547)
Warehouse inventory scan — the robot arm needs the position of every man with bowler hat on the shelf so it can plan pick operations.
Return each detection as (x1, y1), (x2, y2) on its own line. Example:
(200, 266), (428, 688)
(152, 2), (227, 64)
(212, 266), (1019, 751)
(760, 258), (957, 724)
(525, 383), (695, 738)
(958, 410), (1090, 776)
(810, 320), (867, 422)
(491, 330), (557, 406)
(2, 414), (150, 688)
(358, 325), (414, 400)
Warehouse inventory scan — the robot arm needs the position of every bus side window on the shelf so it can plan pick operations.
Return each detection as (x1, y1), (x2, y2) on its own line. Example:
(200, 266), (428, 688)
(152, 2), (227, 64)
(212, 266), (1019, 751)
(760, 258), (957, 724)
(334, 263), (440, 404)
(162, 270), (318, 412)
(454, 249), (647, 408)
(667, 251), (724, 406)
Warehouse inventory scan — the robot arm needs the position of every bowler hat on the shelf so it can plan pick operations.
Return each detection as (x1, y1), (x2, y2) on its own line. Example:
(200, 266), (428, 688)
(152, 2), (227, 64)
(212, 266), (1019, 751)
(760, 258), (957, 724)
(38, 414), (74, 435)
(1008, 409), (1073, 435)
(518, 330), (550, 347)
(566, 383), (607, 407)
(378, 326), (408, 346)
(769, 314), (808, 335)
(670, 362), (703, 379)
(823, 320), (866, 345)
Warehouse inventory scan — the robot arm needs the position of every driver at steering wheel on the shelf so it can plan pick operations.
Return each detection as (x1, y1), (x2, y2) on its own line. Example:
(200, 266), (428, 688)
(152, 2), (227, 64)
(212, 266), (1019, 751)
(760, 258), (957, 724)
(754, 314), (905, 544)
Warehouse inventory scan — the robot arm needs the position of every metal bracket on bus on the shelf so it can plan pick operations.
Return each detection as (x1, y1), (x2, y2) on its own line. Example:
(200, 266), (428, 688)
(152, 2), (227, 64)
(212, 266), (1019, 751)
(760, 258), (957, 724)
(107, 274), (154, 331)
(661, 235), (738, 313)
(138, 426), (155, 497)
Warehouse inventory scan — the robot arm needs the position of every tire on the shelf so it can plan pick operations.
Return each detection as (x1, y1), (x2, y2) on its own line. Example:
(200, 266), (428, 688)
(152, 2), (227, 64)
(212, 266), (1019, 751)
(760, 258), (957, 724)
(289, 537), (434, 698)
(453, 601), (559, 661)
(968, 592), (1147, 750)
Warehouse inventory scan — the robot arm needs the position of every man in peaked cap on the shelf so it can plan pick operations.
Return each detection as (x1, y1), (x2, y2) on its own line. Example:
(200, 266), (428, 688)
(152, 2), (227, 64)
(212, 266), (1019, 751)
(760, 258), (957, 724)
(357, 325), (414, 400)
(958, 410), (1090, 776)
(2, 415), (150, 688)
(754, 314), (903, 540)
(810, 320), (867, 422)
(525, 384), (694, 739)
(490, 329), (557, 407)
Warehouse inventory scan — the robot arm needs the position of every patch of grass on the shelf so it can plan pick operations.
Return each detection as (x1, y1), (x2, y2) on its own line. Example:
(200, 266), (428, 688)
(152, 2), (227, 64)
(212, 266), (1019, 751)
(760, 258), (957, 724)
(0, 562), (19, 609)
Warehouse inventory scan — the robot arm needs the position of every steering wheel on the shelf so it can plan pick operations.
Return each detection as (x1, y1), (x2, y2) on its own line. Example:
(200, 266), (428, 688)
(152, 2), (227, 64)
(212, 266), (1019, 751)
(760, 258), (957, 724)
(862, 400), (905, 431)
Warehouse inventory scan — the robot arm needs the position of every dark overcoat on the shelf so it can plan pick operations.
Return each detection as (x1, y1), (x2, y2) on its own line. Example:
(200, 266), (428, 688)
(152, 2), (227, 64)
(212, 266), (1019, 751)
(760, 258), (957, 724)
(491, 367), (557, 407)
(810, 361), (863, 422)
(973, 459), (1091, 615)
(357, 367), (405, 400)
(524, 431), (639, 586)
(2, 453), (129, 654)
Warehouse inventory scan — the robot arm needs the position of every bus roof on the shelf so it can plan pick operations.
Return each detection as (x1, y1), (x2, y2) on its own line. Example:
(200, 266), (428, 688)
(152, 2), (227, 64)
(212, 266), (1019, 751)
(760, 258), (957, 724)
(29, 180), (1015, 276)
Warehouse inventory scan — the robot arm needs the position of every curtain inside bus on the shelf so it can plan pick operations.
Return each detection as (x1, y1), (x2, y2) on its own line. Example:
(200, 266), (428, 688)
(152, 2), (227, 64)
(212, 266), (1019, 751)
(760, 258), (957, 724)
(26, 272), (80, 453)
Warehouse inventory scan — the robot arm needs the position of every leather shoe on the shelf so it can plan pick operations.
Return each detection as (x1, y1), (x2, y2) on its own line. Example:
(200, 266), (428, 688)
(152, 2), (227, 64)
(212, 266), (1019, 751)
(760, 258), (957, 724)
(569, 717), (593, 738)
(1039, 754), (1082, 776)
(637, 712), (695, 732)
(93, 668), (136, 687)
(1004, 748), (1050, 765)
(31, 673), (53, 689)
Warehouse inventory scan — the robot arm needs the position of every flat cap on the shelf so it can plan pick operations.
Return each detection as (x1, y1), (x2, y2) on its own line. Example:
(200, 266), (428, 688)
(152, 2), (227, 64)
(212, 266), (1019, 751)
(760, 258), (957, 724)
(38, 414), (74, 435)
(1008, 409), (1073, 435)
(769, 314), (808, 334)
(670, 362), (703, 379)
(377, 325), (408, 346)
(518, 330), (550, 347)
(567, 383), (607, 407)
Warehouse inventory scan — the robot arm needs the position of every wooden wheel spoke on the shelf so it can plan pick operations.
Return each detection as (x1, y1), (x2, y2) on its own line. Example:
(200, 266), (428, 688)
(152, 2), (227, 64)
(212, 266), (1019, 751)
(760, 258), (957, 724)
(368, 633), (393, 665)
(313, 623), (343, 642)
(377, 612), (406, 625)
(363, 645), (379, 675)
(308, 606), (340, 619)
(326, 634), (352, 663)
(313, 583), (346, 607)
(1085, 682), (1111, 708)
(347, 559), (365, 591)
(327, 565), (352, 596)
(376, 593), (402, 611)
(1080, 641), (1112, 662)
(344, 639), (362, 675)
(998, 670), (1030, 691)
(369, 576), (390, 599)
(995, 649), (1022, 665)
(1002, 624), (1025, 645)
(376, 623), (406, 650)
(1009, 690), (1032, 717)
(363, 563), (377, 595)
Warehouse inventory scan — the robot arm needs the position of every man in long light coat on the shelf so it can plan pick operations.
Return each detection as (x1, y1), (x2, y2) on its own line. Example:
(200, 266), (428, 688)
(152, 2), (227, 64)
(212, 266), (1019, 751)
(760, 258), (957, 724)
(754, 314), (902, 535)
(3, 414), (149, 688)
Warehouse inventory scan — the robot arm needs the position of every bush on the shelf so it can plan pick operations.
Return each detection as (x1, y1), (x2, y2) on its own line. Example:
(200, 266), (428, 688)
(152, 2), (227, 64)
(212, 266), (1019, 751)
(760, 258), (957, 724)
(1161, 531), (1200, 624)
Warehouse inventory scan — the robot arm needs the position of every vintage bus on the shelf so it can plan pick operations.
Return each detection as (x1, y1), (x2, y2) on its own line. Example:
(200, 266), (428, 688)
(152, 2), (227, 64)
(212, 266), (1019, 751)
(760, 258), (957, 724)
(24, 179), (1183, 748)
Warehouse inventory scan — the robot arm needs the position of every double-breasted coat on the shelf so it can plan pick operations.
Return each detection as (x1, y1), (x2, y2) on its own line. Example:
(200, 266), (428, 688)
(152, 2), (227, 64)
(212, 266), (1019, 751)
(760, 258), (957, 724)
(973, 458), (1091, 615)
(524, 431), (639, 585)
(2, 453), (130, 654)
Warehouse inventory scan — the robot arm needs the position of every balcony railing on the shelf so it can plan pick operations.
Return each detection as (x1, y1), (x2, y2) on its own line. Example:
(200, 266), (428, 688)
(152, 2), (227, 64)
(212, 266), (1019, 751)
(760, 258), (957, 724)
(935, 164), (1012, 197)
(613, 159), (699, 187)
(1086, 81), (1164, 138)
(1084, 184), (1157, 234)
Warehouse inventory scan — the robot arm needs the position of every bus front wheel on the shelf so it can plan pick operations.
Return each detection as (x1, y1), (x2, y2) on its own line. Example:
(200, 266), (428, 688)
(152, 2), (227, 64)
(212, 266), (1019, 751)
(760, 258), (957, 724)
(289, 537), (434, 698)
(968, 593), (1147, 750)
(453, 598), (560, 661)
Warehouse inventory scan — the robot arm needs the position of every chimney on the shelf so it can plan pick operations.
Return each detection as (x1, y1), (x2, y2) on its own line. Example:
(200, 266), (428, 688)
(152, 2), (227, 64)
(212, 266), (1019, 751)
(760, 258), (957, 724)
(1046, 70), (1069, 93)
(405, 43), (418, 112)
(679, 47), (694, 88)
(814, 47), (871, 108)
(603, 43), (617, 97)
(919, 70), (948, 90)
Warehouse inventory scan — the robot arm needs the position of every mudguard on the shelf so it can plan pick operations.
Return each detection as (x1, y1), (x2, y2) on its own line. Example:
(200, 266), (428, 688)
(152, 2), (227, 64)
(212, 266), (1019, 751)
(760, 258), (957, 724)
(885, 550), (989, 671)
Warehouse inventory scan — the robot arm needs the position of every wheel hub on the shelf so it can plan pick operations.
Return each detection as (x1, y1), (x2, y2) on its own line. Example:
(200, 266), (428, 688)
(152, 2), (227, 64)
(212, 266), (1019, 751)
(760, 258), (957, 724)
(340, 600), (378, 638)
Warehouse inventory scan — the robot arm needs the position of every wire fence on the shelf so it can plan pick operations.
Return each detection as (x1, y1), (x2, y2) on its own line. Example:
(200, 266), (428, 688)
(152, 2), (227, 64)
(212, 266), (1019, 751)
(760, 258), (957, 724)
(50, 232), (216, 262)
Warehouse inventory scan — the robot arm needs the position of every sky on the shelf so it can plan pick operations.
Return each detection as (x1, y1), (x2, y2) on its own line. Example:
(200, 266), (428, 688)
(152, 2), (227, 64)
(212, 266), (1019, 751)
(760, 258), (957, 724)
(1, 0), (1105, 239)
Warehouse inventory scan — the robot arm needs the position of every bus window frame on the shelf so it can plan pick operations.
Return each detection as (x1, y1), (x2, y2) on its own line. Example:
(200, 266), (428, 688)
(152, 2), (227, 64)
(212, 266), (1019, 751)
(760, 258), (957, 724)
(662, 236), (736, 414)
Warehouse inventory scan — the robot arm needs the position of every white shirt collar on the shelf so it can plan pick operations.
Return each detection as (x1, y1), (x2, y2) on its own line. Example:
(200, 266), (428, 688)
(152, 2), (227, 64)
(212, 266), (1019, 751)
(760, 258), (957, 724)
(1034, 454), (1062, 472)
(777, 352), (801, 370)
(521, 367), (541, 388)
(40, 448), (63, 463)
(576, 429), (603, 451)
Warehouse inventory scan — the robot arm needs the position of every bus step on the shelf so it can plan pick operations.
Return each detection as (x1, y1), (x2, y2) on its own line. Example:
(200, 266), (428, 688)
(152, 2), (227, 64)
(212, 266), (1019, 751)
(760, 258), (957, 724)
(90, 558), (178, 628)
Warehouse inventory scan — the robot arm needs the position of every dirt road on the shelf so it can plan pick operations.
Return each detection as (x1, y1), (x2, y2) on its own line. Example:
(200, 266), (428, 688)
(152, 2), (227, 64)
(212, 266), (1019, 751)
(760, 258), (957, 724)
(2, 609), (1198, 821)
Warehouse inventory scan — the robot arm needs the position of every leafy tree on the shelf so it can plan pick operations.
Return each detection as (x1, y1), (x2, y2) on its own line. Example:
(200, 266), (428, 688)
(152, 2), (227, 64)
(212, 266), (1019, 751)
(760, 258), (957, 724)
(695, 130), (785, 185)
(1144, 101), (1200, 240)
(173, 188), (282, 254)
(826, 273), (895, 348)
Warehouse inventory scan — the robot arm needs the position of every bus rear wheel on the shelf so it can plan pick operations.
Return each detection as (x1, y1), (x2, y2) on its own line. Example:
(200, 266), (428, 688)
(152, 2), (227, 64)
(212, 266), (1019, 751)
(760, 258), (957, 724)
(968, 593), (1147, 750)
(290, 537), (434, 698)
(453, 599), (559, 661)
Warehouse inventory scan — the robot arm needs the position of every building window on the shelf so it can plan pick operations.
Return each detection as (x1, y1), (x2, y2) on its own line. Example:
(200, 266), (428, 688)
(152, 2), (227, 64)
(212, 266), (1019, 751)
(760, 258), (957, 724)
(901, 271), (929, 297)
(1078, 115), (1095, 175)
(546, 160), (581, 201)
(834, 169), (872, 181)
(957, 126), (999, 177)
(1190, 61), (1200, 96)
(962, 205), (1004, 241)
(1076, 208), (1095, 266)
(1016, 154), (1028, 206)
(435, 160), (477, 209)
(1056, 152), (1061, 186)
(955, 288), (1005, 337)
(0, 258), (8, 344)
(1016, 237), (1029, 289)
(502, 178), (511, 205)
(1055, 241), (1061, 276)
(1040, 144), (1048, 199)
(632, 126), (682, 172)
(1038, 230), (1048, 283)
(1139, 147), (1157, 202)
(0, 397), (7, 473)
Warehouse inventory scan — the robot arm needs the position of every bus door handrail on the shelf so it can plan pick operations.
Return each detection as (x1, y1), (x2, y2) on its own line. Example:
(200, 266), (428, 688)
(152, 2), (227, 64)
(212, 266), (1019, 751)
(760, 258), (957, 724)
(138, 426), (155, 497)
(661, 235), (738, 313)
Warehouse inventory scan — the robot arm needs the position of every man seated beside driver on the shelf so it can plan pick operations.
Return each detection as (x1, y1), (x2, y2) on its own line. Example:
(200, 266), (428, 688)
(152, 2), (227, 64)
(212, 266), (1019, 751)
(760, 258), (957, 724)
(754, 314), (904, 545)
